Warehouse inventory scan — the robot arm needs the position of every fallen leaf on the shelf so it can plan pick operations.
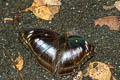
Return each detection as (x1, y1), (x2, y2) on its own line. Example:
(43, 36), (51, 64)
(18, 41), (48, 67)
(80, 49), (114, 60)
(13, 0), (61, 20)
(94, 16), (120, 30)
(114, 1), (120, 11)
(2, 46), (24, 80)
(85, 61), (115, 80)
(103, 1), (120, 11)
(14, 52), (24, 71)
(31, 6), (54, 20)
(73, 71), (83, 80)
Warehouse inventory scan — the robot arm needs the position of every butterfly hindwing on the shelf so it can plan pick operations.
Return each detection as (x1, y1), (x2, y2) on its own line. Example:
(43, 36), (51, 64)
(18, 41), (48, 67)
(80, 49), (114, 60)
(56, 36), (94, 76)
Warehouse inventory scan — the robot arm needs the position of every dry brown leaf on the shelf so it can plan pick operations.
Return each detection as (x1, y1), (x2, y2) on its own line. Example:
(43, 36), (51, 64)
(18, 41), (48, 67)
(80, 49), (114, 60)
(94, 16), (120, 30)
(30, 6), (54, 20)
(103, 1), (120, 11)
(114, 1), (120, 11)
(3, 46), (24, 80)
(73, 71), (83, 80)
(14, 0), (61, 20)
(29, 0), (61, 20)
(85, 61), (115, 80)
(14, 52), (24, 71)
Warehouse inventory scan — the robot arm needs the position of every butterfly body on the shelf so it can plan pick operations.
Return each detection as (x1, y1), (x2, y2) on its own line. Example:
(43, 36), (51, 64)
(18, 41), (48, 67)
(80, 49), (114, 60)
(19, 28), (94, 76)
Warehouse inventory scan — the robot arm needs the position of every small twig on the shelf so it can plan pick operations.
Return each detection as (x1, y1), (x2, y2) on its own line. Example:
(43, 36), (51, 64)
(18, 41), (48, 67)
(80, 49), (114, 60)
(2, 46), (24, 80)
(103, 5), (115, 10)
(12, 8), (30, 14)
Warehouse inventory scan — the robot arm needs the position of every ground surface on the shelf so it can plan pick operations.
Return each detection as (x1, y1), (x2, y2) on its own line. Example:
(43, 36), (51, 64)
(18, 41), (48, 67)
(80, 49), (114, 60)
(0, 0), (120, 80)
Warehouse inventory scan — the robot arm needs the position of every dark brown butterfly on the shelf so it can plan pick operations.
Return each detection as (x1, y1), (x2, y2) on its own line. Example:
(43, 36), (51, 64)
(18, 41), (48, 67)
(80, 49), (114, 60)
(19, 28), (94, 76)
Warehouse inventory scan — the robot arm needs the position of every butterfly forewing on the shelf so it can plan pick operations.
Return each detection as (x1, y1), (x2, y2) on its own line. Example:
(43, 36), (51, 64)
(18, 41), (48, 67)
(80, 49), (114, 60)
(19, 28), (60, 73)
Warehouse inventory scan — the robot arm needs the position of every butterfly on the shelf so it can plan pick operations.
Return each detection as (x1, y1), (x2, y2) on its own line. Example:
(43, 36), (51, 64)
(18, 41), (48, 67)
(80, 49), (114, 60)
(19, 28), (94, 76)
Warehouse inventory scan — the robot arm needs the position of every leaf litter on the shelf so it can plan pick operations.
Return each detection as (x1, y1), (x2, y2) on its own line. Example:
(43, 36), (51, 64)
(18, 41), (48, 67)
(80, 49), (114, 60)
(96, 1), (120, 31)
(94, 16), (120, 31)
(85, 62), (115, 80)
(2, 46), (24, 80)
(13, 0), (62, 20)
(14, 52), (24, 71)
(103, 1), (120, 11)
(73, 61), (116, 80)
